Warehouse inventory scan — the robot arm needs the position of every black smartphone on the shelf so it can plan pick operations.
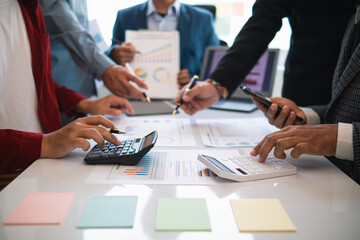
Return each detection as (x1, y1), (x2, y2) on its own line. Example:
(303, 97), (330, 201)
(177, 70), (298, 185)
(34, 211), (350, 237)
(84, 131), (158, 165)
(241, 86), (303, 122)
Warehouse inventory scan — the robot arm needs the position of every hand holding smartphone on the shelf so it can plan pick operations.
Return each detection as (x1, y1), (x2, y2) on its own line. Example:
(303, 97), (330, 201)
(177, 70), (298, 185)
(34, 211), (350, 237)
(241, 86), (303, 122)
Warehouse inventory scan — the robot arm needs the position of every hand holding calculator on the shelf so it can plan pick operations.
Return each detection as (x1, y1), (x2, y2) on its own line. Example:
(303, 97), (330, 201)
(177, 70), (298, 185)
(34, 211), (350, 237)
(84, 131), (158, 165)
(241, 86), (303, 123)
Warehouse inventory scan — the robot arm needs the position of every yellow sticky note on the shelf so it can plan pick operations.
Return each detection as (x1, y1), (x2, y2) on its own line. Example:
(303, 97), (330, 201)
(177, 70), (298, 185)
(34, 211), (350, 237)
(230, 199), (296, 232)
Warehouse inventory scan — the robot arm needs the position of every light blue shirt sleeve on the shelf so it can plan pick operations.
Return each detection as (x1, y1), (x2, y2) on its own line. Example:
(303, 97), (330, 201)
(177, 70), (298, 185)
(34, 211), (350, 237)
(300, 107), (354, 161)
(39, 0), (115, 80)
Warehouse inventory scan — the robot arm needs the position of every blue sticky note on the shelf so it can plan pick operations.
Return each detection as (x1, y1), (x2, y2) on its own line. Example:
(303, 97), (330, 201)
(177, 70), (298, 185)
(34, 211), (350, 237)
(77, 196), (138, 228)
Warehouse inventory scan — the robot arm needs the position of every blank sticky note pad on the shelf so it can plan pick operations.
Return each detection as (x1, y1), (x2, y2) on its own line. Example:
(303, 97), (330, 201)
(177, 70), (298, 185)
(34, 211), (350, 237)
(77, 196), (138, 228)
(230, 199), (296, 232)
(155, 198), (211, 231)
(3, 192), (75, 225)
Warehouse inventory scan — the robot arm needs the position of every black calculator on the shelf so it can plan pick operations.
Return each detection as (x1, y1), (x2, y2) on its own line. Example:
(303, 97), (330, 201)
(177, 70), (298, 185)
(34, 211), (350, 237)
(84, 131), (158, 165)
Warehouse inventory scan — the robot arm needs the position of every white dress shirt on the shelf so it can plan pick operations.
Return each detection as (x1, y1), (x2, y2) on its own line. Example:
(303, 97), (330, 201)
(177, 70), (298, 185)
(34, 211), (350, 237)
(301, 107), (354, 160)
(146, 0), (180, 31)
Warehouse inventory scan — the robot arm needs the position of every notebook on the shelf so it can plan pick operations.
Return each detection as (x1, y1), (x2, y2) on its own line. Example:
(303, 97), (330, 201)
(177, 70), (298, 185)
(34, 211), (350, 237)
(200, 46), (279, 112)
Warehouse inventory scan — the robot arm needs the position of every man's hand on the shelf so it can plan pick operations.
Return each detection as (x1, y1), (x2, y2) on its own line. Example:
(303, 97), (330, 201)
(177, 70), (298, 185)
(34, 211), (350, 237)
(75, 95), (134, 116)
(102, 65), (148, 100)
(177, 69), (190, 89)
(174, 80), (220, 115)
(252, 97), (306, 128)
(41, 116), (122, 159)
(250, 124), (338, 162)
(110, 42), (136, 65)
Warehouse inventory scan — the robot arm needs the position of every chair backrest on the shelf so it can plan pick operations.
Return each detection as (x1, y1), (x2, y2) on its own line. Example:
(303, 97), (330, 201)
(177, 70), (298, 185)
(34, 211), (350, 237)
(193, 4), (227, 46)
(193, 5), (216, 19)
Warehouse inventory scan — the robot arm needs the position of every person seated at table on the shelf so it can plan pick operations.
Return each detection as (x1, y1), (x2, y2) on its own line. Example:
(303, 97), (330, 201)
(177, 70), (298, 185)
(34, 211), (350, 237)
(249, 11), (360, 184)
(0, 0), (134, 190)
(106, 0), (219, 88)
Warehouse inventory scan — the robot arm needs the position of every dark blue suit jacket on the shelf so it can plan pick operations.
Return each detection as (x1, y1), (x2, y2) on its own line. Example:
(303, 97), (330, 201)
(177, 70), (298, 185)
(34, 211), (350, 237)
(210, 0), (355, 106)
(107, 2), (219, 76)
(312, 14), (360, 184)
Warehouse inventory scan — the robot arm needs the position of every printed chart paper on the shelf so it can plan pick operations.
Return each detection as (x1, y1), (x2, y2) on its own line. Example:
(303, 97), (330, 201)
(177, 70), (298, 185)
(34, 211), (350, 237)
(112, 117), (196, 147)
(155, 198), (211, 231)
(230, 199), (296, 232)
(4, 192), (75, 225)
(126, 30), (180, 99)
(196, 118), (278, 147)
(86, 150), (240, 185)
(77, 196), (138, 228)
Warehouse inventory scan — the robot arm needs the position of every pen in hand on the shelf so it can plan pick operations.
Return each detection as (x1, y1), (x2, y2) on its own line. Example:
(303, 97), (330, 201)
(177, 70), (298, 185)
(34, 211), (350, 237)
(111, 38), (141, 54)
(172, 75), (199, 115)
(125, 63), (151, 103)
(108, 129), (126, 134)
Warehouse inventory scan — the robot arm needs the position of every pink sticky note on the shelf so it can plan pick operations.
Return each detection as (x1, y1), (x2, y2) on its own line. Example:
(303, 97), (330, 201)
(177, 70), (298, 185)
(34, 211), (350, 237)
(4, 192), (76, 225)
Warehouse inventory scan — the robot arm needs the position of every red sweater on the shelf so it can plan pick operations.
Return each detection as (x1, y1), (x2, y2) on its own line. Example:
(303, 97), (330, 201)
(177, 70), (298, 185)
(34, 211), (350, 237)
(0, 0), (86, 174)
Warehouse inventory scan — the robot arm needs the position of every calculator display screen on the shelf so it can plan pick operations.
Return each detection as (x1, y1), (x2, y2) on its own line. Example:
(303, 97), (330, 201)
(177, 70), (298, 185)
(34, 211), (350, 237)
(141, 134), (153, 150)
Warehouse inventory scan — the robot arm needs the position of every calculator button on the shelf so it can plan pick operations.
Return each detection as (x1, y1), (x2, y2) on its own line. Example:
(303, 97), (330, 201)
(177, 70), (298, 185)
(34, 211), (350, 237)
(129, 149), (135, 154)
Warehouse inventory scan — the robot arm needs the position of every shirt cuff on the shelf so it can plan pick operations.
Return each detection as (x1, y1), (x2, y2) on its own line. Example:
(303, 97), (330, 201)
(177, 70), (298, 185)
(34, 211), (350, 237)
(92, 50), (117, 80)
(300, 107), (321, 125)
(335, 122), (354, 161)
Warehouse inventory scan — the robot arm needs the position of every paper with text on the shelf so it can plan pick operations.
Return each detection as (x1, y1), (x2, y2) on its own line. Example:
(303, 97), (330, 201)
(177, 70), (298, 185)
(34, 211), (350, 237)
(196, 118), (278, 147)
(113, 117), (196, 147)
(85, 150), (241, 185)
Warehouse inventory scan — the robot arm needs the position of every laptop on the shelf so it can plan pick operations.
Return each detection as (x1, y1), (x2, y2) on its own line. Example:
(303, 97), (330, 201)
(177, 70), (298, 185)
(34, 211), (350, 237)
(197, 152), (296, 182)
(200, 46), (279, 112)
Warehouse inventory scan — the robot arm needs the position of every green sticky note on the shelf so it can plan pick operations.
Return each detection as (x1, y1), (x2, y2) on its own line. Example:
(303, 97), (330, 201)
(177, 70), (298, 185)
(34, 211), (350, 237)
(155, 198), (211, 231)
(77, 196), (137, 228)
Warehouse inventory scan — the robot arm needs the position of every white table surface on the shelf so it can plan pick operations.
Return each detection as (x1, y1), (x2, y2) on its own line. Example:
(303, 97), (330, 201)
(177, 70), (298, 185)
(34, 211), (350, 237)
(1, 108), (360, 240)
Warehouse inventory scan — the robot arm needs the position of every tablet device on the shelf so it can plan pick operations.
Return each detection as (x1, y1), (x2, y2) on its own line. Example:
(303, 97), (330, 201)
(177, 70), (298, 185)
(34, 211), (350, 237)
(126, 100), (176, 116)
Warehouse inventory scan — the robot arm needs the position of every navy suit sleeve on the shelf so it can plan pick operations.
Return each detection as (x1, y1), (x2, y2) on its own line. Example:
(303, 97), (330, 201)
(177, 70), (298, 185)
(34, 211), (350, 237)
(310, 105), (328, 123)
(204, 13), (219, 47)
(210, 0), (291, 96)
(105, 10), (126, 56)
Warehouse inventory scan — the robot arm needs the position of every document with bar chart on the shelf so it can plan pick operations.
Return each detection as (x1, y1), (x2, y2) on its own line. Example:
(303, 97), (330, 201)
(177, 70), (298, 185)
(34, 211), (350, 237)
(125, 30), (180, 99)
(85, 150), (240, 185)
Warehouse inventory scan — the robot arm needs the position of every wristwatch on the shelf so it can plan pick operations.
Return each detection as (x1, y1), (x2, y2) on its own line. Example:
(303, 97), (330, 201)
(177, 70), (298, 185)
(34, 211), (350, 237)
(206, 79), (229, 100)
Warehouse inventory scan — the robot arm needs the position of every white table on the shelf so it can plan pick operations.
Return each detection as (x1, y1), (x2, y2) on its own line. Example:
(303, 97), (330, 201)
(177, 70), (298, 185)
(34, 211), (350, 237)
(1, 108), (359, 240)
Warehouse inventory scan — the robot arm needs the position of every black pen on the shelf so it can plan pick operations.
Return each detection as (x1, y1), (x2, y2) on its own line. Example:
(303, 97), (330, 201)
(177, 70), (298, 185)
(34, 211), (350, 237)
(172, 75), (199, 115)
(111, 38), (141, 54)
(108, 129), (126, 134)
(125, 63), (151, 102)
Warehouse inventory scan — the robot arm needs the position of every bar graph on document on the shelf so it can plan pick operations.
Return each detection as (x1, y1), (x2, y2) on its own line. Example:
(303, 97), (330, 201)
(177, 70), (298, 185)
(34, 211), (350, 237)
(134, 43), (172, 63)
(97, 150), (236, 185)
(112, 118), (196, 147)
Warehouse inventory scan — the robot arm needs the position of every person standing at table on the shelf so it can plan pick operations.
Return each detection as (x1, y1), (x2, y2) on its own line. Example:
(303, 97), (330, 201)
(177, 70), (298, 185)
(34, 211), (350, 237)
(174, 0), (356, 115)
(106, 0), (219, 88)
(38, 0), (148, 109)
(0, 0), (134, 190)
(249, 8), (360, 184)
